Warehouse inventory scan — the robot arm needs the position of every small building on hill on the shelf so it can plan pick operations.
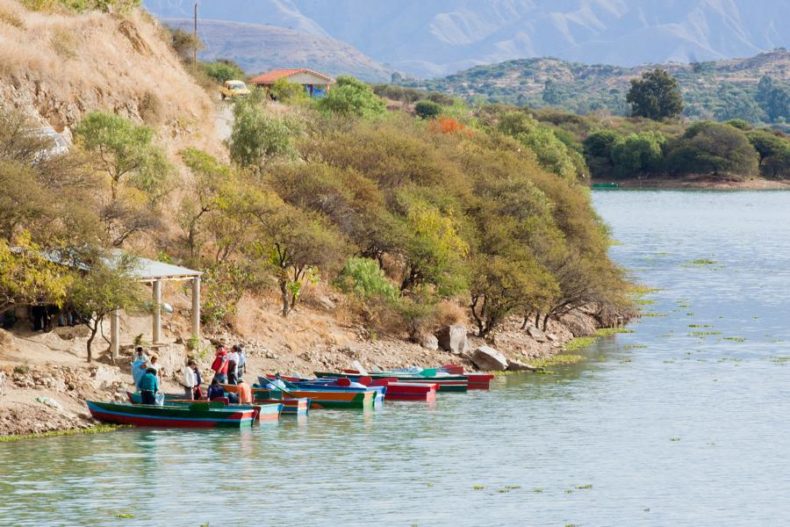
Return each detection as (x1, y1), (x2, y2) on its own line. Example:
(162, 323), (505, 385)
(249, 68), (334, 98)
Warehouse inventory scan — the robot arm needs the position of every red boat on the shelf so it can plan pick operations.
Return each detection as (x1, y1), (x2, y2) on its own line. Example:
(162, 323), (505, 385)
(441, 364), (494, 390)
(367, 378), (437, 402)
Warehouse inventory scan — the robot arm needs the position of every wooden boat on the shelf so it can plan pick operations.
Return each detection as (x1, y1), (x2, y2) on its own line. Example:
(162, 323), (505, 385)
(86, 400), (255, 428)
(251, 384), (376, 410)
(259, 376), (386, 405)
(127, 391), (288, 421)
(253, 397), (310, 416)
(301, 375), (437, 402)
(315, 370), (469, 392)
(438, 364), (494, 390)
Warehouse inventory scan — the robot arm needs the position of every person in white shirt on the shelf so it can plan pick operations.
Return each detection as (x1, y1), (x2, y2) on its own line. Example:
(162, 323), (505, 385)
(237, 344), (247, 377)
(226, 346), (240, 385)
(182, 359), (197, 399)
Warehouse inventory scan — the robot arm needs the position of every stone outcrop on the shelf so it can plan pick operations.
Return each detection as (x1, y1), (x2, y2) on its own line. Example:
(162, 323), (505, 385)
(470, 345), (508, 371)
(420, 334), (439, 351)
(506, 359), (539, 372)
(436, 325), (469, 355)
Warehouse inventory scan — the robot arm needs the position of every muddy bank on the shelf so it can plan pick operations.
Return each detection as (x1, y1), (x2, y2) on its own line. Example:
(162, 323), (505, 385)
(593, 176), (790, 190)
(0, 305), (624, 438)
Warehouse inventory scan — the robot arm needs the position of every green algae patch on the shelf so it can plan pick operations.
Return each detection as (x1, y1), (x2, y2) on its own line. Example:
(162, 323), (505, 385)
(689, 330), (721, 337)
(530, 354), (585, 369)
(722, 336), (745, 343)
(0, 424), (126, 443)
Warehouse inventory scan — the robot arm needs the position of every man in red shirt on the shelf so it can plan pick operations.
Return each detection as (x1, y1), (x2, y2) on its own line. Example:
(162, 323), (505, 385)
(210, 345), (228, 383)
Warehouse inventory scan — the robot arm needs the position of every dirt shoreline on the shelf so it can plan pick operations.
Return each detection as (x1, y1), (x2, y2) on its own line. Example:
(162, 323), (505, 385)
(593, 176), (790, 190)
(0, 305), (622, 438)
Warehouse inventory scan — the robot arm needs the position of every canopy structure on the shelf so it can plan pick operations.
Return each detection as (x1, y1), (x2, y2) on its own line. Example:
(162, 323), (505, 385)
(108, 254), (202, 360)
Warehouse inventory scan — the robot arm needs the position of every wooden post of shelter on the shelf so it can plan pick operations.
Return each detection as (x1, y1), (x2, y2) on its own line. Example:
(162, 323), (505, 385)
(152, 279), (162, 344)
(110, 309), (121, 362)
(191, 276), (201, 342)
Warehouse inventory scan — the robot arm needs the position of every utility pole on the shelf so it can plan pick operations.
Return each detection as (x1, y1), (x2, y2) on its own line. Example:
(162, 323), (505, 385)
(193, 2), (198, 66)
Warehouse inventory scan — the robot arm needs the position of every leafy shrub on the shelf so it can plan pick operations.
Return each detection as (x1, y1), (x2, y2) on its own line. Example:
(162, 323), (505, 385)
(202, 60), (245, 83)
(665, 121), (758, 179)
(415, 100), (442, 119)
(335, 257), (398, 301)
(318, 76), (385, 119)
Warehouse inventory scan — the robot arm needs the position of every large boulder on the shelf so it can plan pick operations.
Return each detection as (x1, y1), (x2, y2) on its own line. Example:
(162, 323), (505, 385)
(507, 359), (539, 372)
(420, 334), (439, 351)
(436, 325), (469, 355)
(560, 311), (597, 337)
(471, 346), (508, 371)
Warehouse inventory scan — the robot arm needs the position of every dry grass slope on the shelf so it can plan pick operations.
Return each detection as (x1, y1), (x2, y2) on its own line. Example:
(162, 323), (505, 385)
(0, 0), (215, 150)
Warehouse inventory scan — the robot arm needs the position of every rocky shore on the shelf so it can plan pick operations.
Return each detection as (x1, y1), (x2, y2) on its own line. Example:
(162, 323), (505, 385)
(0, 303), (622, 438)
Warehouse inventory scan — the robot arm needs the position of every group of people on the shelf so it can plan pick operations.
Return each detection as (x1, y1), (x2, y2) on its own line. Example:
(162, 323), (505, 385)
(130, 343), (252, 405)
(132, 347), (163, 405)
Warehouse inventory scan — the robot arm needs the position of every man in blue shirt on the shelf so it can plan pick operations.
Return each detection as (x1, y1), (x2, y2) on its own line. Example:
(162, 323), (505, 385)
(138, 368), (159, 405)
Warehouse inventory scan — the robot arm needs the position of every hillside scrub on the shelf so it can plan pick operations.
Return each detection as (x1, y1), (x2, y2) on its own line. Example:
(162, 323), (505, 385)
(1, 24), (633, 346)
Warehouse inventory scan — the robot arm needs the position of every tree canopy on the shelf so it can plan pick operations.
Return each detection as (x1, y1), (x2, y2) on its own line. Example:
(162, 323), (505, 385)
(626, 69), (684, 120)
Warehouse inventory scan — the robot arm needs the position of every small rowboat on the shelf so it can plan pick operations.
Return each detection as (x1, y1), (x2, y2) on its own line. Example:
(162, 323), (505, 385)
(86, 400), (255, 428)
(439, 364), (494, 390)
(301, 375), (437, 402)
(252, 398), (310, 416)
(315, 370), (469, 392)
(259, 376), (386, 406)
(127, 391), (286, 421)
(251, 384), (376, 410)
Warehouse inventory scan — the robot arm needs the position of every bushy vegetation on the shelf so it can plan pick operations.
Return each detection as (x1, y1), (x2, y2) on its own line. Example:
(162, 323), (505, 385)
(402, 51), (790, 126)
(202, 59), (246, 84)
(0, 69), (635, 350)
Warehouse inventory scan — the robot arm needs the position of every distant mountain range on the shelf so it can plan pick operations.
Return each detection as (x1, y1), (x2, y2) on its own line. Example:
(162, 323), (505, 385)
(143, 0), (790, 78)
(406, 50), (790, 122)
(163, 18), (390, 81)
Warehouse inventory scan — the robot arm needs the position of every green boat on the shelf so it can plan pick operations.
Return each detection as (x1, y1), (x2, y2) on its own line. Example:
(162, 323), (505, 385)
(87, 400), (256, 428)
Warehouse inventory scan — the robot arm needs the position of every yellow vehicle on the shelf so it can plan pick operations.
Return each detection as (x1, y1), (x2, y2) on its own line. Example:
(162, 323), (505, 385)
(220, 80), (251, 100)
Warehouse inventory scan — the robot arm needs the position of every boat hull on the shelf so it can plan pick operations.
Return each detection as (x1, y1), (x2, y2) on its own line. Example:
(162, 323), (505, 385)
(87, 401), (255, 428)
(315, 371), (468, 392)
(252, 387), (375, 410)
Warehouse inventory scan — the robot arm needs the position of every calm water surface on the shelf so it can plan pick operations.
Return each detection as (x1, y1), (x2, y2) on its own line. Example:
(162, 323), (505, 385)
(2, 191), (790, 526)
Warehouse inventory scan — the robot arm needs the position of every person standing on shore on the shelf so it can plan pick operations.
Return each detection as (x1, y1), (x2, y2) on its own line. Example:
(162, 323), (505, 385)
(227, 346), (240, 385)
(138, 368), (159, 405)
(210, 345), (228, 384)
(237, 344), (247, 378)
(182, 360), (198, 400)
(191, 361), (203, 400)
(131, 347), (147, 387)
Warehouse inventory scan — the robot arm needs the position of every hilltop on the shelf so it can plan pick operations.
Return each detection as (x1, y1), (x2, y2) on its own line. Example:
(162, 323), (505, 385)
(404, 50), (790, 123)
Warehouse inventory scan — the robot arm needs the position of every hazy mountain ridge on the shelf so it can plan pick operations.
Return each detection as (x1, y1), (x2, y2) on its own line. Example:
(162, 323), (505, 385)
(163, 18), (390, 81)
(406, 49), (790, 122)
(143, 0), (790, 78)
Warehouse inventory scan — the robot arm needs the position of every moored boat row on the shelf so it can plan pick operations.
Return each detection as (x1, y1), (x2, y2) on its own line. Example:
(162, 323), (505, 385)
(86, 363), (494, 429)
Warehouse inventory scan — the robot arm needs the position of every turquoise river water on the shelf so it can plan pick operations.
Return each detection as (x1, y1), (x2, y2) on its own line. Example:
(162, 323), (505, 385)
(1, 190), (789, 526)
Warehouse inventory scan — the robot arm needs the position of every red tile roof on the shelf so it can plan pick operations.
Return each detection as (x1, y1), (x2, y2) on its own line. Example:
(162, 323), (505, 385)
(249, 68), (334, 85)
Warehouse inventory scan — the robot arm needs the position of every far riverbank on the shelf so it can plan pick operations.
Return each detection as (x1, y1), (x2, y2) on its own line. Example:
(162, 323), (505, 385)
(593, 176), (790, 190)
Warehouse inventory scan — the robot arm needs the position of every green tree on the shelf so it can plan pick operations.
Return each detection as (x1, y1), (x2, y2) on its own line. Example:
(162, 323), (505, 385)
(335, 257), (398, 301)
(269, 78), (309, 104)
(73, 112), (171, 202)
(665, 121), (759, 179)
(245, 191), (346, 316)
(498, 112), (582, 180)
(0, 235), (73, 316)
(229, 97), (296, 167)
(202, 59), (246, 83)
(610, 131), (665, 178)
(399, 200), (468, 295)
(626, 68), (684, 120)
(68, 253), (144, 362)
(747, 129), (790, 179)
(414, 100), (442, 119)
(583, 129), (621, 178)
(317, 76), (386, 119)
(179, 149), (232, 261)
(756, 76), (790, 123)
